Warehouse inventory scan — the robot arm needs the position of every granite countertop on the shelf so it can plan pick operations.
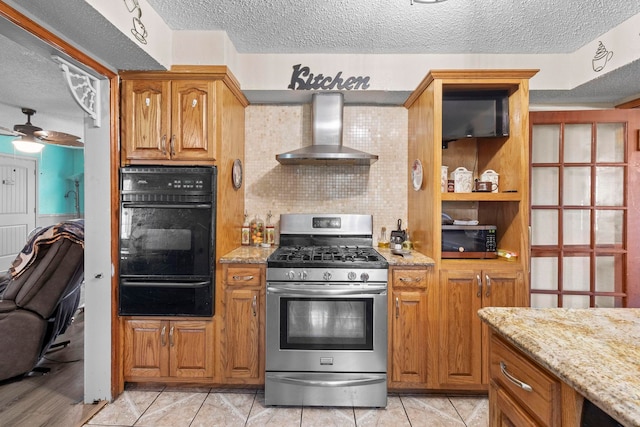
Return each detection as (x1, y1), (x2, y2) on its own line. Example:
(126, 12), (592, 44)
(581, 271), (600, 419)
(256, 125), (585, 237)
(219, 246), (276, 263)
(478, 307), (640, 427)
(219, 246), (435, 267)
(375, 247), (435, 266)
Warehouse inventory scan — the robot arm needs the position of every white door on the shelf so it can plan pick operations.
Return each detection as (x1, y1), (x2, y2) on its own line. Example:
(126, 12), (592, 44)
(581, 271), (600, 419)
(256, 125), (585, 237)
(0, 154), (36, 270)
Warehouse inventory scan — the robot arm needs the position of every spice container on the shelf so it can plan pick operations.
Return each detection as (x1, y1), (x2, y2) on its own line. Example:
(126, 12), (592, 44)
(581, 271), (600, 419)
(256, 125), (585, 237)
(241, 211), (250, 246)
(250, 215), (264, 246)
(265, 211), (275, 246)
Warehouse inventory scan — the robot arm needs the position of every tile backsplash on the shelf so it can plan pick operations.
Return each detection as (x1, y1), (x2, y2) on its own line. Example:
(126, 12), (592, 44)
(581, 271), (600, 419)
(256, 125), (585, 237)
(244, 104), (408, 244)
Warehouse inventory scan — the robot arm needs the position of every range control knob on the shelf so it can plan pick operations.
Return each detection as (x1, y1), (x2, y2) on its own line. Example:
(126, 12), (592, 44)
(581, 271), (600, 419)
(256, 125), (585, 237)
(360, 272), (370, 283)
(323, 271), (332, 281)
(287, 270), (296, 280)
(347, 271), (357, 281)
(299, 270), (308, 280)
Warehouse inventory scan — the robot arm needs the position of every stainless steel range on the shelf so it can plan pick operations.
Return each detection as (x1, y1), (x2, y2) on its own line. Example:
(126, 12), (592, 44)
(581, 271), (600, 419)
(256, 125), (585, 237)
(265, 214), (389, 407)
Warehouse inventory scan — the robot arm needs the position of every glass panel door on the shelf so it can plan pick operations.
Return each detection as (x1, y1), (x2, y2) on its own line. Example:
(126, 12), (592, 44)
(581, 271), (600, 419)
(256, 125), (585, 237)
(530, 110), (640, 308)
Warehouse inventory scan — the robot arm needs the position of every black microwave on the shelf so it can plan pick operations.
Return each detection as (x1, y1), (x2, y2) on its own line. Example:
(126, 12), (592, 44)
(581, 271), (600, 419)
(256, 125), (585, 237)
(442, 225), (497, 259)
(442, 90), (509, 147)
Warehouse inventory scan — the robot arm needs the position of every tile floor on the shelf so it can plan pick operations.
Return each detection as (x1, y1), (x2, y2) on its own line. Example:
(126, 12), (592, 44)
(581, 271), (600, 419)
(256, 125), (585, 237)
(85, 385), (488, 427)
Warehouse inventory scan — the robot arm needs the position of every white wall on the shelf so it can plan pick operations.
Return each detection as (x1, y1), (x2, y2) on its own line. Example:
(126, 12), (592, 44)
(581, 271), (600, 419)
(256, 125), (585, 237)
(83, 78), (112, 403)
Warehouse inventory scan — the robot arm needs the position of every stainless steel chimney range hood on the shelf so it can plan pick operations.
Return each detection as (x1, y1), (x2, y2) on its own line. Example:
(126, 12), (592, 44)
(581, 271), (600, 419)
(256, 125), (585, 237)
(276, 92), (379, 166)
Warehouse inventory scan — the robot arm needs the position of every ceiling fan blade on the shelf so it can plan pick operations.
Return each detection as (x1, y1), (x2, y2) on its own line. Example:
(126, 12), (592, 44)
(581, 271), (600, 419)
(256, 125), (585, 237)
(0, 125), (25, 137)
(34, 130), (84, 148)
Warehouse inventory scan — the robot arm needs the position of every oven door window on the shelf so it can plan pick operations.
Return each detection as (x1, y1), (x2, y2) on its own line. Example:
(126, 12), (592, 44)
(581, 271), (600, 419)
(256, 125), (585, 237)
(120, 204), (213, 277)
(280, 298), (373, 350)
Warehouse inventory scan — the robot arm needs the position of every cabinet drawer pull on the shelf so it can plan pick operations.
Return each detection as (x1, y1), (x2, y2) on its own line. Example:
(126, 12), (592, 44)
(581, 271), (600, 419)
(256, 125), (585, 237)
(399, 277), (422, 283)
(476, 274), (482, 298)
(169, 326), (175, 347)
(500, 361), (533, 392)
(233, 275), (255, 282)
(161, 325), (166, 346)
(252, 295), (257, 317)
(485, 274), (491, 297)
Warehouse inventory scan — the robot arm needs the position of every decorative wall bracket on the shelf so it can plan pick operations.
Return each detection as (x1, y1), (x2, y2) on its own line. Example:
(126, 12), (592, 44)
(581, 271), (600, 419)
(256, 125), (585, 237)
(52, 55), (101, 127)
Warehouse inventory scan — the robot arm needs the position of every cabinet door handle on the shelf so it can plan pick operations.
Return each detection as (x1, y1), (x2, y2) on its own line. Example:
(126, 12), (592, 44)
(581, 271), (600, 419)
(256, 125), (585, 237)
(161, 325), (166, 346)
(485, 274), (491, 297)
(399, 277), (422, 283)
(169, 326), (175, 347)
(252, 295), (257, 317)
(395, 297), (399, 318)
(476, 274), (482, 298)
(160, 134), (167, 155)
(500, 361), (533, 392)
(170, 135), (176, 156)
(233, 275), (255, 282)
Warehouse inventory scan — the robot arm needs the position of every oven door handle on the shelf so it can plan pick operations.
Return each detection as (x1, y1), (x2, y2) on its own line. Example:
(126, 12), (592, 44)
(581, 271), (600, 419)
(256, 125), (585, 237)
(267, 285), (387, 296)
(271, 375), (387, 388)
(121, 279), (211, 287)
(122, 203), (212, 209)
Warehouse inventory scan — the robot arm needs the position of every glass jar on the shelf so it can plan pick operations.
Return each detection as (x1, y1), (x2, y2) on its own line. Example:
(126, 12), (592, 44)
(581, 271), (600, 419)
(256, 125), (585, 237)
(250, 215), (264, 246)
(265, 211), (275, 246)
(241, 211), (250, 246)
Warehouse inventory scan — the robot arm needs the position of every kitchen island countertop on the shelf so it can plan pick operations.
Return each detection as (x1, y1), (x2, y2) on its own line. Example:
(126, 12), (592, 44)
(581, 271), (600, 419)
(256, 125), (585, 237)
(478, 307), (640, 427)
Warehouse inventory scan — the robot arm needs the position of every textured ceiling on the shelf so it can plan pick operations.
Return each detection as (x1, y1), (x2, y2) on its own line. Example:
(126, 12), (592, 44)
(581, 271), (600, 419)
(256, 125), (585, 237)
(0, 0), (639, 131)
(147, 0), (640, 55)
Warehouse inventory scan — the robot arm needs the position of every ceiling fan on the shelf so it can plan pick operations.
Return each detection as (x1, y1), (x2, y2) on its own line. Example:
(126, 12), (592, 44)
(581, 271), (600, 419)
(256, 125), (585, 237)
(0, 108), (83, 153)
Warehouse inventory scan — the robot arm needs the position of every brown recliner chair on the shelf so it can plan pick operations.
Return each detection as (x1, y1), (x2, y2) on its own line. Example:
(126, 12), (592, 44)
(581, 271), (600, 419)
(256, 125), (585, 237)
(0, 220), (84, 382)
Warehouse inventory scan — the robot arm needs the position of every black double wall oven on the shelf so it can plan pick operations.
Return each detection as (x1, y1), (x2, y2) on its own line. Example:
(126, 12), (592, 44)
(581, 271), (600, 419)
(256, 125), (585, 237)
(119, 166), (216, 316)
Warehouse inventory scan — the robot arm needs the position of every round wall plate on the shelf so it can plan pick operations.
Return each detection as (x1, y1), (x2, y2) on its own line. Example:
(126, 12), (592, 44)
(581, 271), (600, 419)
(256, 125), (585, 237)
(232, 159), (243, 189)
(412, 159), (423, 191)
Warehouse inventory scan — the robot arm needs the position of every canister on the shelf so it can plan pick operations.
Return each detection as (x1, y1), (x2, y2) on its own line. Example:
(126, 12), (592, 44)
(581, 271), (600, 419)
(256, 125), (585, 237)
(441, 166), (449, 193)
(480, 169), (499, 193)
(450, 167), (473, 193)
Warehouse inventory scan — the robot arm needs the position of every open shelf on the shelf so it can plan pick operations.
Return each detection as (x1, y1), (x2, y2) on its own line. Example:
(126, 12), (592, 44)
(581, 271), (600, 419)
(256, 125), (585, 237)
(440, 192), (522, 202)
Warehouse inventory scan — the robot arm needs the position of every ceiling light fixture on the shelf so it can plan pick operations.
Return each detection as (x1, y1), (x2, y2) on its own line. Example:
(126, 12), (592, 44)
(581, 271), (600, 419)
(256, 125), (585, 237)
(12, 135), (45, 153)
(411, 0), (447, 4)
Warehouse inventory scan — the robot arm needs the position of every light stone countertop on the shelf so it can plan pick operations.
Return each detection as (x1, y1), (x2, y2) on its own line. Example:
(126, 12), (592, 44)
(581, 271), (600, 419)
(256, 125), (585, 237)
(478, 307), (640, 427)
(219, 245), (276, 263)
(219, 246), (435, 267)
(375, 247), (435, 266)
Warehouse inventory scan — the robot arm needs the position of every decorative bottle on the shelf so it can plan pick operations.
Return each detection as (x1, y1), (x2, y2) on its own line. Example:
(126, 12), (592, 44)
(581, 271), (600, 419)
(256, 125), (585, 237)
(250, 214), (264, 246)
(378, 227), (390, 248)
(241, 211), (250, 246)
(265, 211), (275, 246)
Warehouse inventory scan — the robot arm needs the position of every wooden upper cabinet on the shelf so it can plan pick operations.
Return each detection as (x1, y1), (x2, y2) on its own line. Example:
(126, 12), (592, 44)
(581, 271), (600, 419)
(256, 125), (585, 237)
(171, 80), (216, 161)
(120, 66), (248, 166)
(121, 79), (171, 161)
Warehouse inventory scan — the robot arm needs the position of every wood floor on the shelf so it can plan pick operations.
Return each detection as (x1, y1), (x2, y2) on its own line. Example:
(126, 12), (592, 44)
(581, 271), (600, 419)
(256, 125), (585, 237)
(0, 310), (106, 427)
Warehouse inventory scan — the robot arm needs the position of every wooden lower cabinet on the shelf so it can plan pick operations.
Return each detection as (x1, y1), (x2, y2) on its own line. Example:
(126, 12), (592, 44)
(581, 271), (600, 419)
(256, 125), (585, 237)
(487, 332), (585, 426)
(123, 318), (214, 381)
(388, 266), (436, 389)
(221, 264), (265, 384)
(438, 264), (526, 389)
